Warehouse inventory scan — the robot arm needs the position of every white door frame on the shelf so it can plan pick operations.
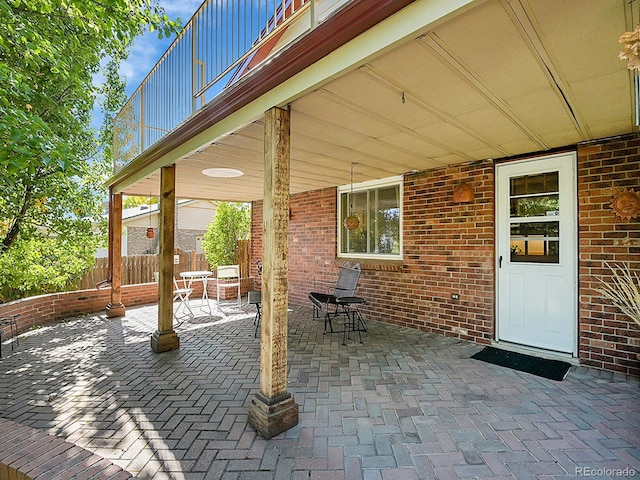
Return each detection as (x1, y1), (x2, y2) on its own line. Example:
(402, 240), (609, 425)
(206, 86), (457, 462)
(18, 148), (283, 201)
(495, 152), (578, 355)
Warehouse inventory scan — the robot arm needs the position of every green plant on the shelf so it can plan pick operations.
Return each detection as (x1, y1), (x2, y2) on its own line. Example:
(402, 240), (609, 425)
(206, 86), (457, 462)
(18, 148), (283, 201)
(202, 202), (250, 270)
(0, 234), (99, 302)
(596, 261), (640, 328)
(0, 1), (181, 255)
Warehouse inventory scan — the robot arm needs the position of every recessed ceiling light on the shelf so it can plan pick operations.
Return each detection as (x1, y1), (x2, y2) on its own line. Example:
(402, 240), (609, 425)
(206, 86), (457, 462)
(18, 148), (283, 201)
(202, 168), (244, 178)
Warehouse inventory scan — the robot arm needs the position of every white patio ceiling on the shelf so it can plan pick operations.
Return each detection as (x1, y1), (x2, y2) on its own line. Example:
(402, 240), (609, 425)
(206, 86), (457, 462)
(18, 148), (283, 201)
(117, 0), (635, 201)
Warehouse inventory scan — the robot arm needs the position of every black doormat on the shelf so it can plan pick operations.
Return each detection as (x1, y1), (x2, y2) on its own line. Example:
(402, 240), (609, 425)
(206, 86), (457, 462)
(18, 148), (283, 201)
(471, 346), (571, 381)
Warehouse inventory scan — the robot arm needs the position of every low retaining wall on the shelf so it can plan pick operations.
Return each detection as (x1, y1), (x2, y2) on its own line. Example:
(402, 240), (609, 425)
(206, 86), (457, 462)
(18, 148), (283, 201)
(0, 283), (159, 339)
(0, 278), (255, 339)
(0, 417), (138, 479)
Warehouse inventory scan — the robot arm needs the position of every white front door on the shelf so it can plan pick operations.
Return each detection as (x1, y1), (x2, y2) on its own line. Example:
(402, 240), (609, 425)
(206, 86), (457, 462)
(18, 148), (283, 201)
(496, 153), (577, 354)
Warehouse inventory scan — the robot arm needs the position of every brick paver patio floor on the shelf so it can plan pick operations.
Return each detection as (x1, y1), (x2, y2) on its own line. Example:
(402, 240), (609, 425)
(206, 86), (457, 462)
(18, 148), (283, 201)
(0, 302), (639, 479)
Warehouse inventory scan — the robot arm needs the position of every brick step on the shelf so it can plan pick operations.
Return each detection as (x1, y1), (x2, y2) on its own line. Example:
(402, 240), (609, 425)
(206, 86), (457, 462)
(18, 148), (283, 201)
(0, 417), (137, 480)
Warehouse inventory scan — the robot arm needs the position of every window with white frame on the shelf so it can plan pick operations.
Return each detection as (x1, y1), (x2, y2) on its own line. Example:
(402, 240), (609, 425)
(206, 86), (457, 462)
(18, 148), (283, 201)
(337, 175), (402, 259)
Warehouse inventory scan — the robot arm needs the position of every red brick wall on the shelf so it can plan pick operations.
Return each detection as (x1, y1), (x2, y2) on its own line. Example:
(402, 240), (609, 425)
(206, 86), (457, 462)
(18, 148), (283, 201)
(250, 200), (264, 288)
(577, 133), (640, 375)
(251, 137), (640, 376)
(367, 160), (495, 343)
(252, 160), (495, 344)
(251, 187), (339, 302)
(0, 283), (159, 337)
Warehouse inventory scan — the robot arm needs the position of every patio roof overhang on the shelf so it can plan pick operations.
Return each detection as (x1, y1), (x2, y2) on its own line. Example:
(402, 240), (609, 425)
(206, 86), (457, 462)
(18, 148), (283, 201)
(108, 0), (636, 202)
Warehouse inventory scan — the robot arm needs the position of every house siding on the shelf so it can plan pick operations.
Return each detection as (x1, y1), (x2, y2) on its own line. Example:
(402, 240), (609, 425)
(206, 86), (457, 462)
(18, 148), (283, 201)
(121, 200), (215, 256)
(128, 226), (160, 255)
(251, 133), (640, 376)
(126, 227), (206, 255)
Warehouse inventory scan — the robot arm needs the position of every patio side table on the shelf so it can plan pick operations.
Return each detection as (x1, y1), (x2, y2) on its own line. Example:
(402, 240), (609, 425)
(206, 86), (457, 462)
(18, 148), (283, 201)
(335, 297), (367, 345)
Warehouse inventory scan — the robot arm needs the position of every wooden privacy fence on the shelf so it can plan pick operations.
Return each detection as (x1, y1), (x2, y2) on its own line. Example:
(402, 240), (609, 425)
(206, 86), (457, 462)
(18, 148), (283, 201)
(77, 241), (251, 290)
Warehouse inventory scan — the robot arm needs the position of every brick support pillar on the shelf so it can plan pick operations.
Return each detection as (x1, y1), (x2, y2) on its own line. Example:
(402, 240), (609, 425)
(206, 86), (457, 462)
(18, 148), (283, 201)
(106, 189), (126, 318)
(248, 106), (298, 437)
(151, 165), (180, 352)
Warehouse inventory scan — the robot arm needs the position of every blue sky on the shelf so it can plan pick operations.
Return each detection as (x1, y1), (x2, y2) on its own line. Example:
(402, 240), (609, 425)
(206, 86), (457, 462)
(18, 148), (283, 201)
(120, 0), (203, 98)
(92, 1), (202, 129)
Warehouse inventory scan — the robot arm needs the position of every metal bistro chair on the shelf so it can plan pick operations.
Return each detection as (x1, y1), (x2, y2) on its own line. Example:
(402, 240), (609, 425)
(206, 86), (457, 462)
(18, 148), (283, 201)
(173, 277), (195, 320)
(217, 265), (241, 306)
(308, 263), (362, 334)
(0, 314), (20, 358)
(154, 272), (195, 321)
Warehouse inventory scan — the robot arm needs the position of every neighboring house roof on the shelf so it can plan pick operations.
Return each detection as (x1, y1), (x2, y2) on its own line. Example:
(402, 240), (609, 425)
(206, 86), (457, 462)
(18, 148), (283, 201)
(121, 203), (160, 223)
(102, 199), (217, 228)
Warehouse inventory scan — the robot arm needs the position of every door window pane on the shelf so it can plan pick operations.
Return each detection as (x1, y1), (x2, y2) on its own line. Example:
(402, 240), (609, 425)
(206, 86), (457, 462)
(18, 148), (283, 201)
(510, 172), (558, 196)
(510, 195), (559, 217)
(509, 171), (560, 264)
(510, 221), (559, 263)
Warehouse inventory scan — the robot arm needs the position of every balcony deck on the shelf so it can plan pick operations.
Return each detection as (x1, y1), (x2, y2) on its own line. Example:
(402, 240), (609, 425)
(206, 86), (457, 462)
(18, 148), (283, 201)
(114, 0), (350, 171)
(0, 302), (638, 479)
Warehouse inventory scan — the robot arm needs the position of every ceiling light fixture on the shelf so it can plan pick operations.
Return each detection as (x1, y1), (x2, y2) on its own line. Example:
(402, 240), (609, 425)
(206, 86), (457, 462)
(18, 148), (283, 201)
(202, 168), (244, 178)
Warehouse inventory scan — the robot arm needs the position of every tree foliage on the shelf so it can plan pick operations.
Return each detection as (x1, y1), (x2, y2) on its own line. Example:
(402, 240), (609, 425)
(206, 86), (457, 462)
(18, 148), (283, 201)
(203, 203), (251, 270)
(0, 234), (99, 301)
(0, 0), (181, 301)
(123, 195), (158, 209)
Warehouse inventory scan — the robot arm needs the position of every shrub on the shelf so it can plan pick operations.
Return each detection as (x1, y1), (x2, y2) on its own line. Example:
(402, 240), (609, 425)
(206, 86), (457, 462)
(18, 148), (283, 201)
(0, 235), (98, 302)
(202, 202), (250, 271)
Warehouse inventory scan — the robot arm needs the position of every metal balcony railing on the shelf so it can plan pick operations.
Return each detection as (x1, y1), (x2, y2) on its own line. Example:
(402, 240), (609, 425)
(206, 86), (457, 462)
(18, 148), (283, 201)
(113, 0), (350, 171)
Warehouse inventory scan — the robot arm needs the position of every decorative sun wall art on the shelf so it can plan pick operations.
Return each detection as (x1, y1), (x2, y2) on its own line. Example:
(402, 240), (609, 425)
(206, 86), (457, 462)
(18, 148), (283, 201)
(609, 188), (640, 221)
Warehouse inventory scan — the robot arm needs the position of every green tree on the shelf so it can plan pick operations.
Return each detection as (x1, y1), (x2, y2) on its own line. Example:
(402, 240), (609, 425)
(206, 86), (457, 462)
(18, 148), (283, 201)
(0, 0), (181, 301)
(123, 195), (158, 209)
(203, 203), (251, 270)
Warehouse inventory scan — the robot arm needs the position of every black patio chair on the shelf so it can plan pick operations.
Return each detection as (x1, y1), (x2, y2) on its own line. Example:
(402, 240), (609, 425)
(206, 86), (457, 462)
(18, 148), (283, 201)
(248, 290), (262, 337)
(308, 263), (361, 334)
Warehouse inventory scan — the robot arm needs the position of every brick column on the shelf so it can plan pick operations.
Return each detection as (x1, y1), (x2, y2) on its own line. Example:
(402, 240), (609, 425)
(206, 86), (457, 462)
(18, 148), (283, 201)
(248, 106), (299, 437)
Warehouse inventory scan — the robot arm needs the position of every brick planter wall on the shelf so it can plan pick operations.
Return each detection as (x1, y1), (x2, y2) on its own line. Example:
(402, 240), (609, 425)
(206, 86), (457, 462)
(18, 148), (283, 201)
(252, 135), (640, 376)
(0, 283), (159, 337)
(577, 133), (640, 375)
(0, 278), (256, 341)
(0, 417), (138, 479)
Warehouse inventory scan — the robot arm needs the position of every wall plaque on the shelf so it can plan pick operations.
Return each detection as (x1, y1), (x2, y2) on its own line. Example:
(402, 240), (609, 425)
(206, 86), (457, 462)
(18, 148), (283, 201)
(610, 188), (640, 221)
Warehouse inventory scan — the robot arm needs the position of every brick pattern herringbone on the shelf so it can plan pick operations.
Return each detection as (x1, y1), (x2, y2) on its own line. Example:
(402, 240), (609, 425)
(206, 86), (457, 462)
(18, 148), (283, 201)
(0, 302), (638, 479)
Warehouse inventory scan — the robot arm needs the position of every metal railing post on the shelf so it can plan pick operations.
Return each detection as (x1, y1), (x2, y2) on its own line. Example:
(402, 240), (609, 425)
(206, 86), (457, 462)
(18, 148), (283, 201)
(114, 0), (346, 171)
(311, 0), (317, 29)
